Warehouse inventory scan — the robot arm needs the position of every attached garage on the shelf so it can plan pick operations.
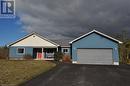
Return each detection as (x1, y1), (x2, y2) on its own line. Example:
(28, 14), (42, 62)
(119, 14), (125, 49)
(70, 30), (122, 65)
(77, 49), (113, 65)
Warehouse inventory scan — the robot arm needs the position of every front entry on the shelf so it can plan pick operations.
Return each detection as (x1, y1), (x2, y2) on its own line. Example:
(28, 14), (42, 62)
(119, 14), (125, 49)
(33, 48), (43, 59)
(33, 48), (57, 60)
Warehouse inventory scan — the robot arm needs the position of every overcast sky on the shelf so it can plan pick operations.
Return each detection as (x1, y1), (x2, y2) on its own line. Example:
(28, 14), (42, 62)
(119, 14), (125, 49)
(16, 0), (130, 40)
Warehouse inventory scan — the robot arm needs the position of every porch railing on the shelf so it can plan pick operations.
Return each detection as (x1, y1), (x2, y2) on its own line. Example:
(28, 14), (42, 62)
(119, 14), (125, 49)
(45, 53), (54, 58)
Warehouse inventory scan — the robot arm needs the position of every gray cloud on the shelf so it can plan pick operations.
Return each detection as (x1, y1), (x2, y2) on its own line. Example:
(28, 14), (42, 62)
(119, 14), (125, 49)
(16, 0), (130, 40)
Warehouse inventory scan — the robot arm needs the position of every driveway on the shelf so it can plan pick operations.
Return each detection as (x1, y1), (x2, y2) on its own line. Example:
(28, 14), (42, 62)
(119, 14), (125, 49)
(21, 64), (130, 86)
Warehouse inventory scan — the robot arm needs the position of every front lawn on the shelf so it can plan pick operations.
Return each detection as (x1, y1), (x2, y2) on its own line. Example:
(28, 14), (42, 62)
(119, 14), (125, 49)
(0, 60), (56, 86)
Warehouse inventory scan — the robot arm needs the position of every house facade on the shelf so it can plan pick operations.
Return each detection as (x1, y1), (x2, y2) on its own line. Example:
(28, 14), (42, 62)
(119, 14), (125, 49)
(8, 32), (59, 60)
(70, 30), (122, 65)
(8, 30), (122, 65)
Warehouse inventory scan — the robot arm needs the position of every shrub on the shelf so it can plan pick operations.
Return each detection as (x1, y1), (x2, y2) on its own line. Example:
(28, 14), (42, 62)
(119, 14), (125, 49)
(54, 52), (63, 61)
(62, 55), (71, 63)
(23, 54), (33, 60)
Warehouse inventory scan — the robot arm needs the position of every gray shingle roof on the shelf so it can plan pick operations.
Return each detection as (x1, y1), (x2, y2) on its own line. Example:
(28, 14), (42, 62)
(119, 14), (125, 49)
(52, 39), (73, 47)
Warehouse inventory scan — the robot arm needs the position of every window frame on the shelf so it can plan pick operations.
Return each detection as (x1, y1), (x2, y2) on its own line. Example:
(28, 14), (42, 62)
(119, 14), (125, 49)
(17, 48), (25, 55)
(63, 48), (69, 53)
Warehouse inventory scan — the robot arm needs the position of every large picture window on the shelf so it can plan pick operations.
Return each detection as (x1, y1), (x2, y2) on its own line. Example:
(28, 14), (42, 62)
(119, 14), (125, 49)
(17, 48), (25, 54)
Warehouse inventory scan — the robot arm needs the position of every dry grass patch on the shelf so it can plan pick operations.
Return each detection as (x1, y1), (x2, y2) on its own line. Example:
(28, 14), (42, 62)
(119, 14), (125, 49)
(0, 60), (56, 86)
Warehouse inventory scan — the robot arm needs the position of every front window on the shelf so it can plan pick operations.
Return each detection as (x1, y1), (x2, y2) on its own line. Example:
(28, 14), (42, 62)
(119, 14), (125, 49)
(63, 49), (68, 53)
(17, 48), (25, 54)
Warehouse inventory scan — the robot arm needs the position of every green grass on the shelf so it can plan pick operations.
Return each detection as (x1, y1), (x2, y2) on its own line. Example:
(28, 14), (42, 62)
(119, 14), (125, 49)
(0, 60), (56, 86)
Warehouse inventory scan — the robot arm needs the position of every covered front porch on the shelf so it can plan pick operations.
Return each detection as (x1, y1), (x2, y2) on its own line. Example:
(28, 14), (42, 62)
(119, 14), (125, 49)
(33, 48), (57, 60)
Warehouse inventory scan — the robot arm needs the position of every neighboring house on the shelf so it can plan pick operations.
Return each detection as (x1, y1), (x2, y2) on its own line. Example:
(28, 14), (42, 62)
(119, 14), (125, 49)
(70, 30), (122, 65)
(8, 32), (59, 60)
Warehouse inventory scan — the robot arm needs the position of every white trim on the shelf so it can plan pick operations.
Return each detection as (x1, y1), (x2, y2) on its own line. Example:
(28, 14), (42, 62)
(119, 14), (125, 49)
(61, 46), (70, 48)
(72, 61), (119, 65)
(16, 48), (25, 55)
(35, 57), (55, 60)
(113, 62), (119, 65)
(43, 58), (54, 60)
(69, 30), (123, 44)
(10, 46), (58, 48)
(62, 48), (69, 53)
(57, 47), (58, 52)
(42, 48), (44, 59)
(7, 32), (60, 47)
(72, 61), (77, 64)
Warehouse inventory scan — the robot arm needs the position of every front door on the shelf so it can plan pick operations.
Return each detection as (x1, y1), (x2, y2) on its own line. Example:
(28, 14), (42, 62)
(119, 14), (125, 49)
(33, 48), (42, 59)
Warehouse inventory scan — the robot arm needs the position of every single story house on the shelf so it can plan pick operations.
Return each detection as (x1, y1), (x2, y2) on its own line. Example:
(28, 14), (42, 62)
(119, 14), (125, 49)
(70, 30), (122, 65)
(8, 29), (122, 65)
(8, 32), (60, 60)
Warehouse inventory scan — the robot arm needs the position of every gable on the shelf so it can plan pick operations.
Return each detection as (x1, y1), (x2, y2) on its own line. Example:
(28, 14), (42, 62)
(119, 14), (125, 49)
(70, 30), (122, 44)
(10, 34), (58, 47)
(76, 32), (118, 44)
(72, 33), (118, 48)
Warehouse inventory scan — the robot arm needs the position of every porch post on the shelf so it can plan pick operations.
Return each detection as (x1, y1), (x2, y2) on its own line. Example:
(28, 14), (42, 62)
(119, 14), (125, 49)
(56, 47), (58, 52)
(42, 48), (44, 60)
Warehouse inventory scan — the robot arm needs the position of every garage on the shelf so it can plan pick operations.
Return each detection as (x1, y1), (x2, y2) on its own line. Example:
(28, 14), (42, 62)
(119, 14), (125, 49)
(77, 49), (113, 65)
(70, 30), (122, 65)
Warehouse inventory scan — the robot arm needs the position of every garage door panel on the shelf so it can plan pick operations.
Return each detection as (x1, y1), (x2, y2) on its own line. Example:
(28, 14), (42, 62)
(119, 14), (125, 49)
(77, 49), (113, 65)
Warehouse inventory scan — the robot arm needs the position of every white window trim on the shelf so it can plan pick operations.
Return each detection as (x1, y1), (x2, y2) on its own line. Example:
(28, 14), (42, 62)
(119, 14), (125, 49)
(17, 48), (25, 55)
(62, 48), (69, 53)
